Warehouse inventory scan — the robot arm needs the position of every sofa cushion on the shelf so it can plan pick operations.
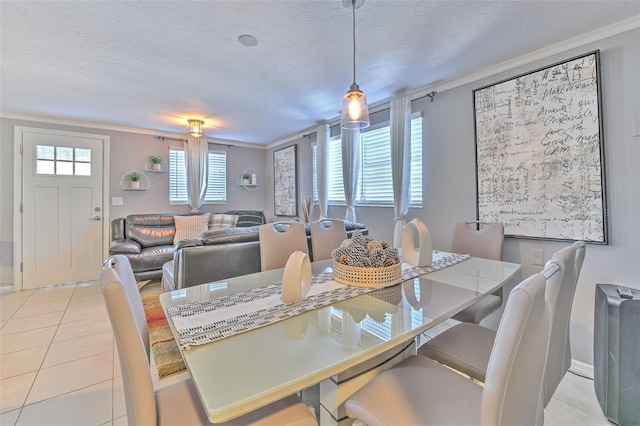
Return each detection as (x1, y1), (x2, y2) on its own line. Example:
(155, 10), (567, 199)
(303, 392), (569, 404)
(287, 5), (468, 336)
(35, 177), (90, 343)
(201, 227), (260, 245)
(174, 238), (204, 252)
(126, 214), (176, 247)
(127, 245), (175, 273)
(209, 214), (238, 231)
(174, 213), (210, 244)
(109, 239), (141, 255)
(223, 210), (266, 227)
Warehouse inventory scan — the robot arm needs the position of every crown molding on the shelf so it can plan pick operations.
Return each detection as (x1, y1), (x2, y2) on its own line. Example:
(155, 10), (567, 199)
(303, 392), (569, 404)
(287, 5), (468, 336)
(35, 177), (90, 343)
(269, 15), (639, 148)
(411, 15), (640, 99)
(0, 110), (261, 149)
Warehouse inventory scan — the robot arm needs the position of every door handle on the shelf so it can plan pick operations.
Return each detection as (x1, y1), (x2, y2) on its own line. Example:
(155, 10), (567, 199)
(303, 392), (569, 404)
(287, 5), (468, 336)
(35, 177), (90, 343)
(89, 216), (101, 221)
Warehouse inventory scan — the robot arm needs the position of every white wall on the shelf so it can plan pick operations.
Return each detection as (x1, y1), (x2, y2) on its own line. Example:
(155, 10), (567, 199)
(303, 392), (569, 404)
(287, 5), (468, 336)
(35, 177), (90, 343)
(0, 118), (267, 285)
(266, 28), (640, 367)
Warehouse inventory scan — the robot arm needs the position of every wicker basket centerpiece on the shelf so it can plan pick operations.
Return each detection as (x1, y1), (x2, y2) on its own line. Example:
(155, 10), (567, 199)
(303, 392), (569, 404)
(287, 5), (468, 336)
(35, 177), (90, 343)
(331, 230), (402, 288)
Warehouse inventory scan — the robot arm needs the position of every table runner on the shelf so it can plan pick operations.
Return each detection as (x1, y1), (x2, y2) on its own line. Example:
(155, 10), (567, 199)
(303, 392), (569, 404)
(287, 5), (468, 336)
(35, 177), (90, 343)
(168, 251), (470, 349)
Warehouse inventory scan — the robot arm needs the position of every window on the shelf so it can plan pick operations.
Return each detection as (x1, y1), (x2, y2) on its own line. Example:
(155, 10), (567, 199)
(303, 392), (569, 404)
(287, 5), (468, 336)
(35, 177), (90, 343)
(169, 147), (227, 204)
(312, 117), (423, 206)
(35, 145), (92, 176)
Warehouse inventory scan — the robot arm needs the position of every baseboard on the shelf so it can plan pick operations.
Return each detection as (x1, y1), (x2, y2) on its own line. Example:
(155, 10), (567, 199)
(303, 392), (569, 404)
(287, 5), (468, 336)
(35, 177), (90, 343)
(569, 359), (594, 379)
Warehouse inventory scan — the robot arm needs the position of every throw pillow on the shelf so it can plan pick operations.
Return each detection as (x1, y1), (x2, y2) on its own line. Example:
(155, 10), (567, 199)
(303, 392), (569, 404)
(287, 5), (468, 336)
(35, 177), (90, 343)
(173, 213), (210, 244)
(209, 214), (238, 231)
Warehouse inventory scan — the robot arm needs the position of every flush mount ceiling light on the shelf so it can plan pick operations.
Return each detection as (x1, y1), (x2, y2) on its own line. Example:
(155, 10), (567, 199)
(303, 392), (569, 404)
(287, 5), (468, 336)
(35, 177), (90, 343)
(340, 0), (370, 130)
(238, 34), (258, 47)
(188, 119), (204, 137)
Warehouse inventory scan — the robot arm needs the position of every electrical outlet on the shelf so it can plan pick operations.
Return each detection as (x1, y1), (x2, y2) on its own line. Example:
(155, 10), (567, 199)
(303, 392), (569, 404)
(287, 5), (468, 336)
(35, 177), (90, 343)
(112, 196), (123, 206)
(532, 248), (544, 266)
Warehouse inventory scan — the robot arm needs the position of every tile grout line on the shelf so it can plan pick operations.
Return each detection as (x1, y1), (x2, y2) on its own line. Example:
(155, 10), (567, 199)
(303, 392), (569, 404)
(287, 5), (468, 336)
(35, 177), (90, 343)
(8, 281), (118, 424)
(14, 284), (77, 423)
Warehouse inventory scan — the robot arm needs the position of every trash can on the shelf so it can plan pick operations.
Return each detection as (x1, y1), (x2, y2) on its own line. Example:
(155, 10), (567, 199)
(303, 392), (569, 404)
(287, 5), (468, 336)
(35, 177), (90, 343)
(593, 284), (640, 426)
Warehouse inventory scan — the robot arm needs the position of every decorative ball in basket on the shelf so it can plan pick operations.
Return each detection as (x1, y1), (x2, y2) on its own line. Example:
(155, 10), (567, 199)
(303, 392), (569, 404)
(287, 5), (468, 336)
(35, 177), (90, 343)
(331, 231), (402, 288)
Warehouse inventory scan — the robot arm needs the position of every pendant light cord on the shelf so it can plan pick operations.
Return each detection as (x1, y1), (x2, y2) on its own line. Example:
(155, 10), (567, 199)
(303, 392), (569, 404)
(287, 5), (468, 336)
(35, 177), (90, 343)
(351, 0), (357, 86)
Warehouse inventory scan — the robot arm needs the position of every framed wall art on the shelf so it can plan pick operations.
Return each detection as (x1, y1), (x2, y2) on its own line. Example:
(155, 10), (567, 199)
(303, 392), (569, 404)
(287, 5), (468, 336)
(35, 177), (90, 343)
(273, 145), (298, 216)
(473, 50), (607, 243)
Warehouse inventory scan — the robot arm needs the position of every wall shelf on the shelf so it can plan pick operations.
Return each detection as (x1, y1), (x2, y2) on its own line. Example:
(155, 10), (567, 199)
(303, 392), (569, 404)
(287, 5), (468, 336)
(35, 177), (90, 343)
(240, 168), (260, 191)
(144, 157), (167, 175)
(120, 171), (150, 191)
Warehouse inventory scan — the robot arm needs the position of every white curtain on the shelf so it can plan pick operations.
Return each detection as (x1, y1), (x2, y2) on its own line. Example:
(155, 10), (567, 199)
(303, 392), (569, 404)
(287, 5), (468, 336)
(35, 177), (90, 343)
(391, 95), (412, 247)
(316, 123), (329, 219)
(341, 128), (361, 223)
(183, 137), (208, 212)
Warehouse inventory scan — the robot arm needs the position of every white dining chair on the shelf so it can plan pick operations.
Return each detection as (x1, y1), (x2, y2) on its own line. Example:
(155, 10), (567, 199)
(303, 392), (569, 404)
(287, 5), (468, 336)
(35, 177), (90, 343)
(309, 219), (347, 261)
(543, 240), (585, 404)
(417, 242), (583, 406)
(101, 255), (317, 426)
(450, 221), (505, 324)
(259, 222), (309, 271)
(345, 265), (554, 426)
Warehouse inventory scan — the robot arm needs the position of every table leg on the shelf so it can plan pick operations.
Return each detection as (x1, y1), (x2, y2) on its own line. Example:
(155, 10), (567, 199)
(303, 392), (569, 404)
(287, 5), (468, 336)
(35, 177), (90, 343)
(318, 339), (416, 425)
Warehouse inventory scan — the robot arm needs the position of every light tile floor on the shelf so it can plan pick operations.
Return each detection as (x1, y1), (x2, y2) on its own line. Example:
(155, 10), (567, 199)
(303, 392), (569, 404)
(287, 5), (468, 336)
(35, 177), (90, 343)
(1, 281), (611, 425)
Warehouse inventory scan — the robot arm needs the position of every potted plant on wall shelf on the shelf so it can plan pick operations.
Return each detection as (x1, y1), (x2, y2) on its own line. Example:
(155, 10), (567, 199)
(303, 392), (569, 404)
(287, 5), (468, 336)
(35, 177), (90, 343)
(129, 172), (141, 189)
(242, 172), (251, 184)
(149, 155), (163, 170)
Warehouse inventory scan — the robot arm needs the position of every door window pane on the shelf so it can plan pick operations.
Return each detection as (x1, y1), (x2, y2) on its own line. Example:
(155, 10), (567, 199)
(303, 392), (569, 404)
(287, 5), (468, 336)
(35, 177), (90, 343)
(36, 145), (55, 160)
(36, 160), (55, 174)
(75, 148), (91, 162)
(57, 162), (74, 175)
(56, 147), (74, 161)
(75, 163), (91, 176)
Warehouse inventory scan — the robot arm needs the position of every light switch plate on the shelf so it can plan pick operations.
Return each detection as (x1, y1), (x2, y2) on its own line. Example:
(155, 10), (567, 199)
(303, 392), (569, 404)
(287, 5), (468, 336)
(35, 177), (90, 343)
(532, 248), (544, 266)
(112, 196), (123, 206)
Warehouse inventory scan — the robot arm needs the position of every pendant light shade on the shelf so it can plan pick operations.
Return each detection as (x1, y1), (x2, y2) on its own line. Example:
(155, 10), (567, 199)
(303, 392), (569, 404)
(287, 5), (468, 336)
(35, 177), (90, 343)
(188, 119), (204, 137)
(341, 0), (370, 130)
(341, 83), (370, 130)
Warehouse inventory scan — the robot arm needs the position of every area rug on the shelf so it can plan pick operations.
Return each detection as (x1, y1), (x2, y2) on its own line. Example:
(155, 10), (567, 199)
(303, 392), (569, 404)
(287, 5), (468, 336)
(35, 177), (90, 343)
(139, 281), (187, 378)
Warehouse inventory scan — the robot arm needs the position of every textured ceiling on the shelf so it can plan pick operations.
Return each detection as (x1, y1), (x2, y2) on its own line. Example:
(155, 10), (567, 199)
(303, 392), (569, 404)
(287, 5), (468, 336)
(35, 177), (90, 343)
(1, 1), (638, 145)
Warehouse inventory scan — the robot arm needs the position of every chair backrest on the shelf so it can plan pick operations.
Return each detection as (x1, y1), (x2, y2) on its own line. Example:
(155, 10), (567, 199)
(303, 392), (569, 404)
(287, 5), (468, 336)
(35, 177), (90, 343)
(573, 240), (586, 281)
(259, 222), (309, 271)
(481, 265), (556, 426)
(101, 256), (156, 426)
(543, 242), (584, 404)
(310, 219), (347, 261)
(451, 221), (504, 261)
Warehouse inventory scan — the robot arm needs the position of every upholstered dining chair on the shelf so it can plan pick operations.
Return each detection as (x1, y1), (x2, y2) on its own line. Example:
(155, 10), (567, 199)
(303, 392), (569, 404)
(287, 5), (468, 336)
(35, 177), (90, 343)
(259, 222), (309, 271)
(309, 219), (347, 261)
(543, 240), (585, 404)
(417, 242), (583, 406)
(450, 221), (505, 324)
(101, 255), (317, 426)
(345, 266), (554, 426)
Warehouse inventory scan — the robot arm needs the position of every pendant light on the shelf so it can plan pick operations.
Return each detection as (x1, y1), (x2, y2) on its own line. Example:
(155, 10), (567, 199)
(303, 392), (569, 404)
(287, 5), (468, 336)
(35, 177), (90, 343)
(187, 119), (204, 137)
(340, 0), (370, 130)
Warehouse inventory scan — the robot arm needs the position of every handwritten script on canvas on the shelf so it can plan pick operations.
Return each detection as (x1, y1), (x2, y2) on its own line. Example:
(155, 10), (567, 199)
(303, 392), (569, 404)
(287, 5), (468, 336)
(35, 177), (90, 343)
(474, 52), (606, 242)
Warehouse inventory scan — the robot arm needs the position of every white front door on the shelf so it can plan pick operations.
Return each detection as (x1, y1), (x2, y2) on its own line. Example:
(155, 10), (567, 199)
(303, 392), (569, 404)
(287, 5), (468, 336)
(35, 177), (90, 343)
(18, 127), (108, 289)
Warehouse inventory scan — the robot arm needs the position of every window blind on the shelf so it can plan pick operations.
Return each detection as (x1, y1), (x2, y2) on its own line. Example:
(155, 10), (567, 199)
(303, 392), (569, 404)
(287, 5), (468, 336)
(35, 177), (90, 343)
(312, 117), (423, 206)
(169, 148), (227, 204)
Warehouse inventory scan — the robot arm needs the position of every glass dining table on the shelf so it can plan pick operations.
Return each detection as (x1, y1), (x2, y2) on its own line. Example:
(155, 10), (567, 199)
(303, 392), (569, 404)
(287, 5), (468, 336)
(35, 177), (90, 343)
(160, 255), (521, 425)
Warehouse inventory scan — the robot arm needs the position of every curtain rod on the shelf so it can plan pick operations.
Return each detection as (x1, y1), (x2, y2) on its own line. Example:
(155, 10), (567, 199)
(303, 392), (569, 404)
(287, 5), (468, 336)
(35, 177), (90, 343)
(156, 136), (233, 148)
(301, 91), (438, 139)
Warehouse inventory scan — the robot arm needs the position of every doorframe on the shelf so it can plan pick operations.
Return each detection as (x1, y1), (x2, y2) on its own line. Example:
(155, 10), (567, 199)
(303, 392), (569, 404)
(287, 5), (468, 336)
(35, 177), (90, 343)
(13, 126), (111, 291)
